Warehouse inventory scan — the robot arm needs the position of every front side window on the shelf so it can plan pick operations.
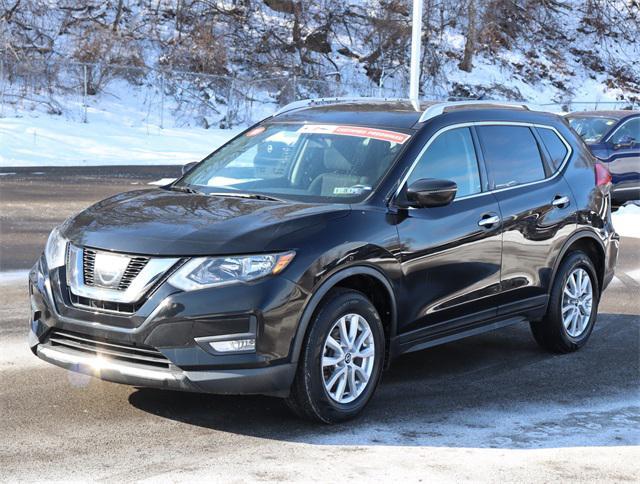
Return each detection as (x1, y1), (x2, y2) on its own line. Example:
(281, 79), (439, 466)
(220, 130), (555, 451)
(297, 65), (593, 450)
(567, 116), (617, 143)
(609, 118), (640, 145)
(177, 123), (411, 203)
(477, 125), (546, 189)
(538, 127), (569, 170)
(407, 127), (481, 198)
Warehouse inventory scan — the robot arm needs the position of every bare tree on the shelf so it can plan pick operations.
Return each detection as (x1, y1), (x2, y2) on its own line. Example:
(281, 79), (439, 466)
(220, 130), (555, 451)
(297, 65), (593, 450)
(459, 0), (476, 72)
(112, 0), (124, 32)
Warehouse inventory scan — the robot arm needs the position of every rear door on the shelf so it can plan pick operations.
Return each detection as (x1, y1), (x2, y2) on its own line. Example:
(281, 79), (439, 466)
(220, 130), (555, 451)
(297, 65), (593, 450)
(476, 123), (576, 316)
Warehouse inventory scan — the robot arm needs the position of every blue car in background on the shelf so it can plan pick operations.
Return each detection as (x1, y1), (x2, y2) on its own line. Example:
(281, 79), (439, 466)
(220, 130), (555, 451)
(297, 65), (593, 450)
(567, 110), (639, 208)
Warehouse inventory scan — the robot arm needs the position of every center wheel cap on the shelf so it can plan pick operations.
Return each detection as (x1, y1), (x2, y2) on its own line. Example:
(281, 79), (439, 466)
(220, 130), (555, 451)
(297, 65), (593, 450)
(344, 353), (352, 364)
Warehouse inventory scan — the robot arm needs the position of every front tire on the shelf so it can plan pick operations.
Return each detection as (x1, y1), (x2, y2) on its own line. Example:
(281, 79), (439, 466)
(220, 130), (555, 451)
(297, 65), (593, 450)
(286, 288), (385, 423)
(530, 251), (600, 353)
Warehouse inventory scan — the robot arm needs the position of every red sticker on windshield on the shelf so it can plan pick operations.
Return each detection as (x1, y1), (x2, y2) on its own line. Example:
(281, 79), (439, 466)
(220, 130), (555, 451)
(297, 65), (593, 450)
(245, 126), (266, 137)
(299, 125), (411, 144)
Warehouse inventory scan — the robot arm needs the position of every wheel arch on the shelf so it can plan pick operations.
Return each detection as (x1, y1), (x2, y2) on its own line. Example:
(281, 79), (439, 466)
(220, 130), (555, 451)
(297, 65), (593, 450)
(551, 230), (606, 294)
(288, 265), (398, 367)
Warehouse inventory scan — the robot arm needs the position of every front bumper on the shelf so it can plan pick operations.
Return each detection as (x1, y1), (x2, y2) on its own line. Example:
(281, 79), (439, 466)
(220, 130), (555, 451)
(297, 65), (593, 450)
(29, 256), (304, 397)
(33, 335), (295, 395)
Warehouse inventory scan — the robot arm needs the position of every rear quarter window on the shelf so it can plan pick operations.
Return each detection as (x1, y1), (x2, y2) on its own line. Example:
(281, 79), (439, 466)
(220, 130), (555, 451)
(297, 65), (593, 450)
(537, 127), (569, 171)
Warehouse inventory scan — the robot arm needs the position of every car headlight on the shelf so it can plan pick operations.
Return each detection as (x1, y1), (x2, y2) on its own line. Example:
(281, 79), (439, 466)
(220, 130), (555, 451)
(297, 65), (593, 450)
(44, 226), (67, 269)
(168, 251), (295, 291)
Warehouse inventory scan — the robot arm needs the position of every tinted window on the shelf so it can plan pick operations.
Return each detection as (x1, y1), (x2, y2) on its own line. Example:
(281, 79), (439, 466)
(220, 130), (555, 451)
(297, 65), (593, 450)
(538, 127), (568, 170)
(609, 118), (640, 145)
(408, 127), (481, 197)
(477, 125), (545, 189)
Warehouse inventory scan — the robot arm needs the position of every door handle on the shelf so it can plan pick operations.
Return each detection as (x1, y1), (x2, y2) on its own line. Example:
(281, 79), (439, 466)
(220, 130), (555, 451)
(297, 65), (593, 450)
(552, 195), (570, 207)
(478, 215), (501, 227)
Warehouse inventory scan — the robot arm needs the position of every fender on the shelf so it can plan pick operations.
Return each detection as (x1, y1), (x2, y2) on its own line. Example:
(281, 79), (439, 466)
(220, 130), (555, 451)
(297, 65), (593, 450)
(288, 265), (398, 364)
(549, 228), (606, 294)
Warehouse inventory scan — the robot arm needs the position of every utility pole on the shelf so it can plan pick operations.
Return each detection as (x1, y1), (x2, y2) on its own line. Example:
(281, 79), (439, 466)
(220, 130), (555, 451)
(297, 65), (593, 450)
(409, 0), (423, 111)
(83, 64), (88, 123)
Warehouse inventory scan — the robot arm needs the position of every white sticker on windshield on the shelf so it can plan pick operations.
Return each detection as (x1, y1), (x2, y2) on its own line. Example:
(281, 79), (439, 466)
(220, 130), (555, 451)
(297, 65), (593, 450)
(333, 186), (372, 195)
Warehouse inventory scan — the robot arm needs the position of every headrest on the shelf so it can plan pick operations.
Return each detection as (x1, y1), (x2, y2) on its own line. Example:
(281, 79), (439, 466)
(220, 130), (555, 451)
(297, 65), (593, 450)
(323, 146), (353, 172)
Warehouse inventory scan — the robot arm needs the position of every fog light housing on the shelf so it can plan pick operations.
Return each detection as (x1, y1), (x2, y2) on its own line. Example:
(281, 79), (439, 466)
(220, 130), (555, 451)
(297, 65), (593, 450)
(209, 338), (256, 353)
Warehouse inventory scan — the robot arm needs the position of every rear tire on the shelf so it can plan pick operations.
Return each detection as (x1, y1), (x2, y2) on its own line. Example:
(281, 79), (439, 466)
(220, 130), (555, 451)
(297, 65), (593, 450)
(286, 288), (385, 423)
(530, 251), (599, 353)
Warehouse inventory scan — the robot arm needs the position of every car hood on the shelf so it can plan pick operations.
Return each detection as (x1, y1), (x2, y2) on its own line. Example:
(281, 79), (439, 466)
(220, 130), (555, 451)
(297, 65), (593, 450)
(63, 189), (350, 256)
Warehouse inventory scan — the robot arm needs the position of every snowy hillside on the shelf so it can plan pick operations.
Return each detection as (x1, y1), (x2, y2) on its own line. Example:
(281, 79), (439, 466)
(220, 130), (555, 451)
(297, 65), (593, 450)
(0, 1), (638, 166)
(0, 103), (240, 167)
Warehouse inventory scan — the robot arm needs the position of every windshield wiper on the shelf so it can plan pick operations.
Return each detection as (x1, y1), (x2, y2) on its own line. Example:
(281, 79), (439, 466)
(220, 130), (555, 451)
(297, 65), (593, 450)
(169, 185), (202, 195)
(169, 186), (285, 202)
(207, 192), (287, 202)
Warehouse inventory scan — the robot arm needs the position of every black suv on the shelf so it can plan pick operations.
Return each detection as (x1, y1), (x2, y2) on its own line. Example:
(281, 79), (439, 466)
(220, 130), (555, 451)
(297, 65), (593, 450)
(29, 99), (619, 423)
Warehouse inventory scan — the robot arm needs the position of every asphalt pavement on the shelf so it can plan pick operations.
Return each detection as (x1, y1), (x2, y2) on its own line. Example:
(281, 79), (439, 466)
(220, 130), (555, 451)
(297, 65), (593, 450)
(0, 167), (638, 482)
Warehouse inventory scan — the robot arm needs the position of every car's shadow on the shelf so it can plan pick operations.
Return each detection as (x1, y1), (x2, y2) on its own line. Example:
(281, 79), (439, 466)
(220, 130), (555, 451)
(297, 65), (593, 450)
(128, 313), (639, 448)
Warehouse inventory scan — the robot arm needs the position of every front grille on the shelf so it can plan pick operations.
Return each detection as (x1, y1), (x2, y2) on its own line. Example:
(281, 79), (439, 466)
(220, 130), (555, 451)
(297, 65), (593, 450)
(118, 256), (149, 290)
(83, 248), (96, 285)
(48, 329), (171, 369)
(82, 248), (149, 290)
(68, 291), (143, 314)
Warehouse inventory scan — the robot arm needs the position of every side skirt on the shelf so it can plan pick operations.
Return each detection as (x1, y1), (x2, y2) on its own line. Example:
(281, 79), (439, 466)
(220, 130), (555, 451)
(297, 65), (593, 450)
(393, 315), (528, 356)
(391, 295), (548, 357)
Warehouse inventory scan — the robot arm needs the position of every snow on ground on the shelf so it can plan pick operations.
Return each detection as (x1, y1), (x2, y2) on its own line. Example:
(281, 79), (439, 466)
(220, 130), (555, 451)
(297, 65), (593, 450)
(148, 177), (177, 186)
(0, 114), (240, 167)
(0, 270), (30, 284)
(612, 204), (640, 239)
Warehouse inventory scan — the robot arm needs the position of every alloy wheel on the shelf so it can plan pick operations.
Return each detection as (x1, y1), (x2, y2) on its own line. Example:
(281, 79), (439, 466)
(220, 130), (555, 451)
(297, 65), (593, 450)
(562, 268), (594, 338)
(321, 313), (376, 404)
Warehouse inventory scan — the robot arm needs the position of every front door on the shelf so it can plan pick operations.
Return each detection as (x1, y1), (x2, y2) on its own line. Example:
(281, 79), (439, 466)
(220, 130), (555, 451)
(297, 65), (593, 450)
(394, 126), (503, 338)
(603, 117), (640, 202)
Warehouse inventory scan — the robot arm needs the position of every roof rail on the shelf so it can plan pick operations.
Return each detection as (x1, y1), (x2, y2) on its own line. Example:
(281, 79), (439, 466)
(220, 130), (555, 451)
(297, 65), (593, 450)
(418, 100), (532, 123)
(273, 97), (408, 117)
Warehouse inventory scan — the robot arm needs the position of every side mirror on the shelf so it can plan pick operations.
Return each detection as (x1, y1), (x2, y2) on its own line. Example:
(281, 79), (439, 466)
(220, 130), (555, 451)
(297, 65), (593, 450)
(405, 178), (457, 208)
(612, 135), (635, 150)
(181, 161), (198, 175)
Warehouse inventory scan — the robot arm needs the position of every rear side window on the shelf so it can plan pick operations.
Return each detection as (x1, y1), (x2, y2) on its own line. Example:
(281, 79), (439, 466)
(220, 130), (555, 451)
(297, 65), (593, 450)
(537, 127), (568, 170)
(408, 127), (481, 197)
(477, 125), (546, 189)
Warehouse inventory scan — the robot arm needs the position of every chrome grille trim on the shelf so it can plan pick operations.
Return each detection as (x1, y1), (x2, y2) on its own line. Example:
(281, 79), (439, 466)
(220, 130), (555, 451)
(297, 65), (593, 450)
(82, 248), (149, 291)
(66, 244), (179, 305)
(48, 330), (171, 368)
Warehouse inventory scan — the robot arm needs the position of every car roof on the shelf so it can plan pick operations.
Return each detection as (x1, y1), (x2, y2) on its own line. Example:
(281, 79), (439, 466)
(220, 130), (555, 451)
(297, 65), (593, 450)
(271, 99), (547, 130)
(567, 110), (638, 120)
(271, 99), (434, 129)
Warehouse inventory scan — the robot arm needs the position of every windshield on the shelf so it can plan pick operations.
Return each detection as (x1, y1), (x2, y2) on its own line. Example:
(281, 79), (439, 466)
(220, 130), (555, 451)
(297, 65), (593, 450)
(568, 116), (617, 143)
(175, 123), (411, 203)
